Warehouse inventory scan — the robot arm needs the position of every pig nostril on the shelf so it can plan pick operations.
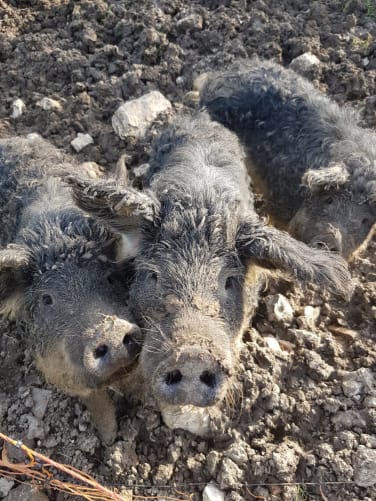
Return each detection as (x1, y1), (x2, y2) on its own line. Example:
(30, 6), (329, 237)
(123, 334), (134, 346)
(200, 370), (217, 388)
(165, 369), (182, 386)
(93, 344), (108, 359)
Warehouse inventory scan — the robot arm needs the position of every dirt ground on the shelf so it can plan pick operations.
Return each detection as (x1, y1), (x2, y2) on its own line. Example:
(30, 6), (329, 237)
(0, 0), (375, 500)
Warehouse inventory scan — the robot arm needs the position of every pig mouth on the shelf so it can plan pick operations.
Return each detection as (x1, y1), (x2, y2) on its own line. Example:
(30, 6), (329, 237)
(98, 360), (138, 387)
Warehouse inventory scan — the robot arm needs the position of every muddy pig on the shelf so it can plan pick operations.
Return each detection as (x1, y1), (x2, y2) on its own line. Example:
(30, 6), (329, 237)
(0, 135), (142, 444)
(200, 59), (376, 259)
(67, 111), (353, 423)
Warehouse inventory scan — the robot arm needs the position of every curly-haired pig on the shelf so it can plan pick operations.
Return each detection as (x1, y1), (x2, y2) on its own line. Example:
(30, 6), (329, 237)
(67, 111), (353, 423)
(0, 135), (142, 444)
(200, 59), (376, 259)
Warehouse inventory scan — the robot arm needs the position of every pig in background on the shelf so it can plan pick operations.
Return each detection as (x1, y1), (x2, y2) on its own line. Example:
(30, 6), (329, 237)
(200, 59), (376, 260)
(68, 111), (353, 433)
(0, 135), (142, 444)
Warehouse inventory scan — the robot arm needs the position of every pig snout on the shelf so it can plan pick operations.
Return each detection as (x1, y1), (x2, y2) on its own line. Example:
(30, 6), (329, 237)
(153, 346), (230, 407)
(84, 317), (142, 380)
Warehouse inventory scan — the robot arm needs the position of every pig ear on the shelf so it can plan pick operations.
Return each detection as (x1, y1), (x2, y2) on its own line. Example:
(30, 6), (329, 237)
(65, 176), (160, 232)
(0, 245), (33, 318)
(237, 221), (353, 300)
(302, 162), (350, 192)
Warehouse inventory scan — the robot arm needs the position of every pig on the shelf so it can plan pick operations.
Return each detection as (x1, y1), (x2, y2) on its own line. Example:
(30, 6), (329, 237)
(200, 59), (376, 259)
(0, 135), (142, 444)
(67, 111), (353, 420)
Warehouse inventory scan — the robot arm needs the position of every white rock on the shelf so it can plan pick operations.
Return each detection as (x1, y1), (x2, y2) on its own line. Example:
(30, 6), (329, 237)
(265, 294), (294, 325)
(27, 414), (45, 439)
(289, 52), (320, 77)
(79, 161), (103, 179)
(177, 13), (203, 31)
(0, 478), (14, 497)
(342, 368), (375, 398)
(31, 387), (52, 420)
(71, 133), (94, 152)
(132, 163), (150, 179)
(354, 446), (376, 487)
(302, 305), (320, 328)
(10, 98), (25, 118)
(112, 91), (171, 139)
(265, 336), (283, 353)
(202, 482), (225, 501)
(161, 405), (218, 436)
(37, 97), (62, 111)
(26, 132), (42, 142)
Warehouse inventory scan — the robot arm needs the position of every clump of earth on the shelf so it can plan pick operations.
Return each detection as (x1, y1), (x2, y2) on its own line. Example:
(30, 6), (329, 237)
(0, 1), (375, 500)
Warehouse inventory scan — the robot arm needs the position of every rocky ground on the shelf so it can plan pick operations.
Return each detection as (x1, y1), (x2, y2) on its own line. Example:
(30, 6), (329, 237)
(0, 0), (375, 500)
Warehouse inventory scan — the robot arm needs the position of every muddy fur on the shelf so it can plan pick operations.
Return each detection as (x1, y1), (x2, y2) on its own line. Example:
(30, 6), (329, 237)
(200, 59), (376, 259)
(69, 112), (353, 417)
(0, 135), (142, 444)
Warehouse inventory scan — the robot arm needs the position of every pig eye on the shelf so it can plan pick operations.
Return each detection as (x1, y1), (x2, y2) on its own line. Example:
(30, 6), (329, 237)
(225, 276), (236, 290)
(42, 294), (54, 306)
(324, 196), (334, 205)
(107, 273), (116, 285)
(93, 344), (108, 359)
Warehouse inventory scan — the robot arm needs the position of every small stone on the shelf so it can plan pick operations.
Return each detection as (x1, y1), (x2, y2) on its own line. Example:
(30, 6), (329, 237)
(132, 163), (150, 179)
(342, 368), (375, 398)
(77, 435), (100, 454)
(108, 441), (139, 476)
(218, 458), (243, 489)
(305, 351), (333, 380)
(79, 161), (103, 179)
(162, 404), (219, 436)
(224, 442), (249, 465)
(203, 482), (225, 501)
(299, 305), (320, 329)
(3, 484), (49, 501)
(328, 325), (358, 340)
(265, 336), (283, 353)
(31, 387), (52, 420)
(289, 52), (321, 78)
(265, 294), (294, 325)
(71, 133), (94, 152)
(81, 27), (97, 45)
(11, 98), (25, 118)
(272, 442), (300, 480)
(206, 450), (221, 477)
(177, 14), (203, 32)
(289, 328), (321, 348)
(0, 478), (14, 497)
(36, 97), (62, 112)
(354, 446), (376, 487)
(112, 91), (171, 139)
(27, 414), (45, 439)
(332, 410), (367, 430)
(26, 133), (42, 142)
(154, 463), (174, 485)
